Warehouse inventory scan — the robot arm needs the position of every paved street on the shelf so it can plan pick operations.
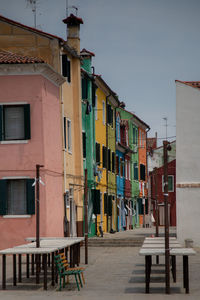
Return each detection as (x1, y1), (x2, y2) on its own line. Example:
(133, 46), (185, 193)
(0, 227), (200, 300)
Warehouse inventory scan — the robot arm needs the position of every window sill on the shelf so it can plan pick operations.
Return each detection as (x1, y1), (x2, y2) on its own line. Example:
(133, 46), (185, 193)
(3, 215), (31, 219)
(0, 140), (28, 144)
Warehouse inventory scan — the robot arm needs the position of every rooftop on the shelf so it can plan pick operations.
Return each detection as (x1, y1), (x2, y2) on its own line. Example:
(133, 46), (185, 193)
(176, 80), (200, 90)
(0, 50), (45, 64)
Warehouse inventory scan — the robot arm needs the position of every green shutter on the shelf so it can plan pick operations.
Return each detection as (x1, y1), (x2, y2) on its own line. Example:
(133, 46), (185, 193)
(108, 195), (112, 216)
(67, 59), (71, 82)
(26, 179), (35, 215)
(82, 78), (88, 100)
(104, 193), (108, 214)
(82, 132), (86, 158)
(92, 189), (100, 215)
(0, 105), (2, 141)
(0, 179), (7, 215)
(92, 83), (97, 107)
(24, 104), (31, 140)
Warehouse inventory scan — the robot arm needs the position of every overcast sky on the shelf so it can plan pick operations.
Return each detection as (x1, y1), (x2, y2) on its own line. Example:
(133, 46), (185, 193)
(1, 0), (200, 144)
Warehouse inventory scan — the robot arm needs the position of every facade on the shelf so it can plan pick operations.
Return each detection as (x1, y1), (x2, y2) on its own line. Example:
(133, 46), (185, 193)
(95, 75), (119, 233)
(0, 52), (65, 249)
(148, 141), (176, 226)
(176, 80), (200, 246)
(81, 49), (96, 237)
(0, 13), (84, 237)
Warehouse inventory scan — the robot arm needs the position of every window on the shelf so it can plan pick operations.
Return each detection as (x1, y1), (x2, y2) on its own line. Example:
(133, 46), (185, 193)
(81, 77), (88, 100)
(0, 179), (35, 215)
(116, 115), (120, 142)
(134, 163), (138, 180)
(120, 158), (124, 177)
(107, 104), (113, 126)
(102, 145), (107, 168)
(96, 142), (100, 165)
(162, 175), (174, 192)
(82, 132), (86, 158)
(102, 101), (105, 125)
(0, 104), (31, 141)
(67, 119), (72, 152)
(108, 149), (111, 171)
(116, 155), (119, 175)
(140, 164), (146, 181)
(126, 129), (129, 146)
(112, 152), (115, 173)
(133, 127), (137, 145)
(62, 54), (71, 82)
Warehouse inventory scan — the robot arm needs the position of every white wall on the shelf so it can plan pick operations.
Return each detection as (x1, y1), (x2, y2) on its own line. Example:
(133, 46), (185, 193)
(176, 82), (200, 246)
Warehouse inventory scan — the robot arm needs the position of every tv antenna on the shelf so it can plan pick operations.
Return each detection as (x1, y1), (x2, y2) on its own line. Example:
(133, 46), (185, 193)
(66, 1), (78, 17)
(163, 117), (168, 140)
(26, 0), (38, 28)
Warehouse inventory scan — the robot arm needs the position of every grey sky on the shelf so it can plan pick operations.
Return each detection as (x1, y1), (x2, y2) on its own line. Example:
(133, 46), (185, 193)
(1, 0), (200, 143)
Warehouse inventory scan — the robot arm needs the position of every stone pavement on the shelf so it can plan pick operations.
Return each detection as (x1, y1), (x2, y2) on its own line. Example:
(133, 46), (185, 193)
(0, 227), (200, 300)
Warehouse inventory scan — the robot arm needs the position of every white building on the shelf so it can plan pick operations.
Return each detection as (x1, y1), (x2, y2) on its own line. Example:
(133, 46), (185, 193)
(176, 80), (200, 246)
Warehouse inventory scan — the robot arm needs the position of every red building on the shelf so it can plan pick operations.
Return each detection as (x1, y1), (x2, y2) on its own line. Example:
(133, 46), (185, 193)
(150, 159), (176, 226)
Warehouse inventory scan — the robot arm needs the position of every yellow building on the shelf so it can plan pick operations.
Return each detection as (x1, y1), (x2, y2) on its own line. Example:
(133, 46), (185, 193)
(0, 14), (84, 236)
(95, 75), (119, 233)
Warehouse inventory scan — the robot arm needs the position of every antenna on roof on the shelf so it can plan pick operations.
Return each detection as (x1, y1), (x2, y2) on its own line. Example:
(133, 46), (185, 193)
(26, 0), (38, 28)
(163, 117), (168, 140)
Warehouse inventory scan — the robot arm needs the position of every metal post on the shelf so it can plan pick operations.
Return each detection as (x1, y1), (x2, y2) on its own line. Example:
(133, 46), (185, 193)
(84, 169), (88, 264)
(154, 168), (159, 237)
(36, 164), (44, 248)
(163, 141), (170, 294)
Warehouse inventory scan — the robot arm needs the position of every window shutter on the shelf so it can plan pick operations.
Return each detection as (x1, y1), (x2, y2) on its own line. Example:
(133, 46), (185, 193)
(104, 193), (108, 214)
(96, 142), (100, 165)
(62, 55), (68, 77)
(0, 105), (2, 141)
(92, 83), (97, 107)
(26, 179), (35, 215)
(103, 146), (107, 168)
(108, 195), (112, 216)
(82, 78), (88, 100)
(67, 59), (71, 82)
(138, 198), (143, 215)
(24, 104), (31, 140)
(0, 179), (7, 215)
(145, 198), (148, 214)
(82, 132), (86, 158)
(134, 163), (138, 180)
(140, 164), (146, 181)
(112, 152), (115, 173)
(108, 149), (111, 171)
(92, 189), (100, 215)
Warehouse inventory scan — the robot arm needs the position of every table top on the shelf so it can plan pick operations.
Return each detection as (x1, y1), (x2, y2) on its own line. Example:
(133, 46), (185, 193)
(139, 247), (196, 256)
(0, 237), (84, 255)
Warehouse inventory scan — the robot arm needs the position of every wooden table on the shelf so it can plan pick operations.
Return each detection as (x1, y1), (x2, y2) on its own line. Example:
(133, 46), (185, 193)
(0, 237), (84, 290)
(139, 238), (196, 294)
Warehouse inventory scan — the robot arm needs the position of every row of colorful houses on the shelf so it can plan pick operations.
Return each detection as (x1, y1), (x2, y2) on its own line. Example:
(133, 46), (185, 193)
(0, 13), (149, 249)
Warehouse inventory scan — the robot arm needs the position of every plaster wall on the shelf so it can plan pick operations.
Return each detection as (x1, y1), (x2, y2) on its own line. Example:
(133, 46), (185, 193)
(176, 82), (200, 246)
(0, 75), (63, 249)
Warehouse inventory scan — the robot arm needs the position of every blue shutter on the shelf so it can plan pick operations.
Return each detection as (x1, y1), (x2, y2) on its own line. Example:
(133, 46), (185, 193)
(0, 105), (2, 141)
(24, 104), (31, 140)
(0, 179), (7, 215)
(26, 179), (35, 215)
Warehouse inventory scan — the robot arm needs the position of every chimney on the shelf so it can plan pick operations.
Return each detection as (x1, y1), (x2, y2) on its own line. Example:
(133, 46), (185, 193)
(63, 14), (83, 54)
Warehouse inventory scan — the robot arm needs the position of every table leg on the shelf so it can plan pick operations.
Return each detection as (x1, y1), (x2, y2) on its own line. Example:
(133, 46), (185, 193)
(31, 254), (34, 275)
(48, 253), (51, 267)
(13, 254), (17, 286)
(2, 254), (6, 290)
(70, 245), (74, 267)
(145, 255), (151, 293)
(77, 243), (80, 266)
(65, 247), (68, 260)
(36, 254), (40, 284)
(51, 252), (55, 286)
(156, 255), (159, 264)
(171, 255), (176, 282)
(183, 255), (189, 294)
(26, 254), (29, 278)
(18, 254), (22, 283)
(43, 254), (47, 290)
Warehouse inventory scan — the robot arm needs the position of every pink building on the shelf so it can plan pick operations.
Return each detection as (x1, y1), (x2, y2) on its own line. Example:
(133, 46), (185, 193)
(0, 51), (65, 249)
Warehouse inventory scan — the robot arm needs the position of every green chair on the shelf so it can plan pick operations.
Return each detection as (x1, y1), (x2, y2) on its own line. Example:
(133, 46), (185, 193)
(54, 255), (83, 291)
